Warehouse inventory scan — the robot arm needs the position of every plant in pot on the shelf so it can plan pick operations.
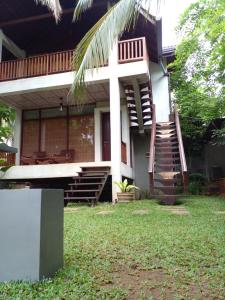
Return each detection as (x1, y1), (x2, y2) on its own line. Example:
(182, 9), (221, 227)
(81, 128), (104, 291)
(114, 179), (139, 203)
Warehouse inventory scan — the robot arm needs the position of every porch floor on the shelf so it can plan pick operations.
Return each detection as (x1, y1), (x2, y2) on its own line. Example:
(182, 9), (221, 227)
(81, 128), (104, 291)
(1, 161), (112, 180)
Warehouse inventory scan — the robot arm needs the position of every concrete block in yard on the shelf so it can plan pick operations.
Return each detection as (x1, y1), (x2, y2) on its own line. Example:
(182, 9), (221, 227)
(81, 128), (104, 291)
(0, 189), (64, 282)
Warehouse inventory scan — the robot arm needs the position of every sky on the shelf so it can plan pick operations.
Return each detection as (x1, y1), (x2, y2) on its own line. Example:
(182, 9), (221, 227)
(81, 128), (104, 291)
(161, 0), (197, 47)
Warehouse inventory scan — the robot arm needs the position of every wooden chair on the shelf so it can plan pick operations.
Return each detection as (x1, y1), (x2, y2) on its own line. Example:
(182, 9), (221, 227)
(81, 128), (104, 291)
(21, 155), (37, 165)
(52, 149), (75, 164)
(35, 151), (55, 164)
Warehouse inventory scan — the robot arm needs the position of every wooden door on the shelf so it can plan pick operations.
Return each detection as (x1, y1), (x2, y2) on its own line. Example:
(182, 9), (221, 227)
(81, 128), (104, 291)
(102, 112), (111, 161)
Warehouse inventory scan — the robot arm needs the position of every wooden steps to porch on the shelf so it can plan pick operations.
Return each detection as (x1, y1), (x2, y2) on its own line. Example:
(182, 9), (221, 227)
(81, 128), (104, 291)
(124, 82), (153, 127)
(148, 108), (188, 205)
(64, 166), (110, 206)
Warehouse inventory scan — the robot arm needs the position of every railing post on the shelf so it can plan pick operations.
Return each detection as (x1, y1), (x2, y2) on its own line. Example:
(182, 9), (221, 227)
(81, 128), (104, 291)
(142, 37), (148, 61)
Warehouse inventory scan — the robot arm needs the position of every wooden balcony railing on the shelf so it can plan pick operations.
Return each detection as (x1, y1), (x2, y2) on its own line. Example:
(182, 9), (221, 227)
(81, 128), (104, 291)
(0, 50), (74, 81)
(118, 37), (148, 63)
(0, 152), (16, 167)
(0, 37), (148, 82)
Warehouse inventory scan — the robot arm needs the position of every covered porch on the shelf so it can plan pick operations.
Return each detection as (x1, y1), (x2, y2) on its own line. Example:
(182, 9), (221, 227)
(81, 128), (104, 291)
(0, 76), (137, 201)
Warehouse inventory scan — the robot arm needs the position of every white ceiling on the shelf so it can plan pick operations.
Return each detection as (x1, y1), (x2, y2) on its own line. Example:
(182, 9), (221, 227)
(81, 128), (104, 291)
(0, 82), (110, 110)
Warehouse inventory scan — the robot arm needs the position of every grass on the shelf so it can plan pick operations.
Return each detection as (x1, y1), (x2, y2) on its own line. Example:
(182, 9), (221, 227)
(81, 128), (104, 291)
(0, 196), (225, 300)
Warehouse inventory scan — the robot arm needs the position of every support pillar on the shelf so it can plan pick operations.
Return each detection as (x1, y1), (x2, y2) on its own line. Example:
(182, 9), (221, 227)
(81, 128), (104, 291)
(108, 41), (122, 203)
(13, 108), (22, 165)
(110, 77), (122, 203)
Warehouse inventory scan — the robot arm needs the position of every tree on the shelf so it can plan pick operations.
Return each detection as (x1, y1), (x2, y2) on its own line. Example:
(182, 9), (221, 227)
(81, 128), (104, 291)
(170, 0), (225, 152)
(0, 104), (15, 143)
(37, 0), (162, 93)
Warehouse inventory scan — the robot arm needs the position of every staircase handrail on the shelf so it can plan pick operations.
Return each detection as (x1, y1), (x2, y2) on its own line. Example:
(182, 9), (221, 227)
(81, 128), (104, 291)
(174, 107), (188, 192)
(148, 104), (156, 195)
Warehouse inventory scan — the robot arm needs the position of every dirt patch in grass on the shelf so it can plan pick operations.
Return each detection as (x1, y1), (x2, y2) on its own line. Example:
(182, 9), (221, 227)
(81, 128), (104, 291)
(96, 210), (114, 215)
(170, 210), (190, 215)
(160, 206), (190, 215)
(102, 266), (213, 300)
(132, 209), (149, 215)
(64, 207), (80, 213)
(214, 211), (225, 215)
(103, 267), (173, 300)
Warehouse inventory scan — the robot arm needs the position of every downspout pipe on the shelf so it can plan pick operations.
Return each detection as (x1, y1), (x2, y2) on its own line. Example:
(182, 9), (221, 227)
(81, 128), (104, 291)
(159, 58), (169, 76)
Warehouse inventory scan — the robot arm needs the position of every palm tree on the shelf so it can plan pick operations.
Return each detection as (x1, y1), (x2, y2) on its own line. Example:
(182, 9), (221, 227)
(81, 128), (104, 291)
(37, 0), (163, 95)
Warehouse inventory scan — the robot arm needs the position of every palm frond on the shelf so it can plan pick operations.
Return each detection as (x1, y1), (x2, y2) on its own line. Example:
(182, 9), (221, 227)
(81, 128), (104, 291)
(73, 0), (94, 21)
(72, 0), (144, 100)
(35, 0), (62, 22)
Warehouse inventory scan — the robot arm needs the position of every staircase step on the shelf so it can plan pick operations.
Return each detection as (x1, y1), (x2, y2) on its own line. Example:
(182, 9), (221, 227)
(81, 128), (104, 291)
(155, 172), (180, 179)
(154, 186), (178, 195)
(156, 134), (176, 139)
(155, 157), (180, 164)
(127, 100), (136, 105)
(140, 91), (151, 97)
(156, 124), (175, 130)
(155, 141), (178, 146)
(129, 112), (138, 117)
(78, 171), (109, 175)
(82, 166), (110, 171)
(64, 196), (97, 200)
(73, 176), (105, 180)
(65, 189), (100, 193)
(156, 165), (181, 172)
(146, 152), (180, 159)
(125, 92), (135, 97)
(139, 82), (150, 89)
(142, 104), (152, 109)
(157, 146), (178, 153)
(154, 178), (181, 185)
(156, 129), (176, 134)
(157, 122), (175, 126)
(69, 182), (103, 186)
(142, 111), (151, 117)
(155, 151), (180, 157)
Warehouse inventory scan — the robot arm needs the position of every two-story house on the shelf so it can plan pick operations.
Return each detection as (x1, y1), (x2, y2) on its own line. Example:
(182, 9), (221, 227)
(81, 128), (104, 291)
(0, 0), (187, 205)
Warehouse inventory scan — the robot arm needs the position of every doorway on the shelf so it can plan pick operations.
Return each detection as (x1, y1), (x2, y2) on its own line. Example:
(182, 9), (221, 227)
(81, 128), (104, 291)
(102, 112), (111, 161)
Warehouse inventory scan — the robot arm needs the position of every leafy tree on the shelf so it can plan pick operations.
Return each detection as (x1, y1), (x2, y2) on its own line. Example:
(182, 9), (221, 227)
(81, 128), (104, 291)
(0, 104), (15, 143)
(170, 0), (225, 153)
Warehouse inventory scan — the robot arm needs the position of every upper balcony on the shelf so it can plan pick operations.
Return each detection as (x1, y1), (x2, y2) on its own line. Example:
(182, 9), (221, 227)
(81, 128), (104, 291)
(0, 37), (149, 82)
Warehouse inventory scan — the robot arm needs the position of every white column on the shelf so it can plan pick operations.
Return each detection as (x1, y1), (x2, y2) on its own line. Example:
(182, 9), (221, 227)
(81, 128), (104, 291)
(110, 77), (122, 203)
(12, 108), (22, 165)
(109, 40), (122, 203)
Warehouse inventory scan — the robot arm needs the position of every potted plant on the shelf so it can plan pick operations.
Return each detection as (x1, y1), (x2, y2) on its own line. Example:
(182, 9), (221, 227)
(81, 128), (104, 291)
(114, 179), (139, 203)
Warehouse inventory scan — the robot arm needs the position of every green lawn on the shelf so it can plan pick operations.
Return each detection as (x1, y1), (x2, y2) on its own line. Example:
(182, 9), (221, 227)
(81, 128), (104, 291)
(0, 196), (225, 300)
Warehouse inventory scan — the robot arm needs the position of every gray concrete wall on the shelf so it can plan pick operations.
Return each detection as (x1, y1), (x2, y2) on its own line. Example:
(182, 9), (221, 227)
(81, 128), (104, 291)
(132, 131), (150, 197)
(204, 144), (225, 179)
(0, 189), (64, 282)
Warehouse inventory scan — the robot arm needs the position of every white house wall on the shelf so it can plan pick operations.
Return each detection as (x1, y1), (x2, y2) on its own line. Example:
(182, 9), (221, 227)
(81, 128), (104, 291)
(150, 61), (170, 122)
(132, 131), (150, 193)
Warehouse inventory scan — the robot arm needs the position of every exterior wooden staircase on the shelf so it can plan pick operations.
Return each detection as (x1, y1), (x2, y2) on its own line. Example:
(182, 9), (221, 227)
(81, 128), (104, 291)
(124, 82), (153, 127)
(64, 166), (110, 206)
(148, 105), (188, 204)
